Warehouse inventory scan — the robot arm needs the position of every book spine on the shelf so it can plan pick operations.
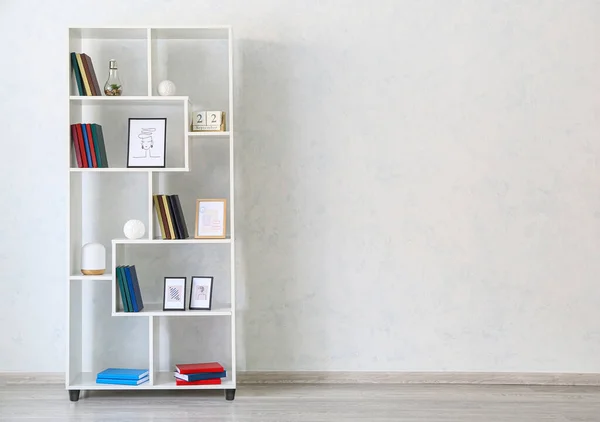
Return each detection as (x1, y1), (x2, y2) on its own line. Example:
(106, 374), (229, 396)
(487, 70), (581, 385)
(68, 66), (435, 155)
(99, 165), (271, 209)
(70, 53), (84, 96)
(153, 195), (167, 240)
(70, 125), (83, 168)
(80, 124), (92, 167)
(173, 195), (189, 239)
(85, 124), (98, 168)
(176, 370), (227, 382)
(75, 53), (92, 96)
(167, 195), (183, 239)
(161, 195), (176, 239)
(119, 266), (133, 312)
(82, 54), (101, 96)
(130, 265), (144, 311)
(124, 266), (138, 312)
(175, 378), (222, 386)
(96, 125), (109, 168)
(80, 54), (97, 96)
(91, 124), (102, 168)
(116, 266), (128, 312)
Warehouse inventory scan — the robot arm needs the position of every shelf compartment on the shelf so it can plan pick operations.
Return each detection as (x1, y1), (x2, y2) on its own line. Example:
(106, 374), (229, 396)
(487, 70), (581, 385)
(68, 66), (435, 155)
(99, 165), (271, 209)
(69, 372), (154, 390)
(113, 303), (232, 317)
(68, 372), (234, 390)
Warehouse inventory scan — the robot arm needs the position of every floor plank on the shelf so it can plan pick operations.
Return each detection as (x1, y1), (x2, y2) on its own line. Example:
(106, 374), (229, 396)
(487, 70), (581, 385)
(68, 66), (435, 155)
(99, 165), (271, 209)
(2, 383), (600, 421)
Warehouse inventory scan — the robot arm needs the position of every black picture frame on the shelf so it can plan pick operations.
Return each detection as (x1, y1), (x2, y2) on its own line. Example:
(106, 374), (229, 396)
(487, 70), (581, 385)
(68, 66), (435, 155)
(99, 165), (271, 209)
(163, 276), (186, 311)
(189, 276), (214, 310)
(127, 117), (167, 168)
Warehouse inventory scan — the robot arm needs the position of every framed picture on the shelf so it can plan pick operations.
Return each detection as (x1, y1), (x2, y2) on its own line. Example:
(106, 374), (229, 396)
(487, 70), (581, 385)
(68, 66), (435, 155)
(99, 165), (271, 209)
(195, 199), (227, 239)
(127, 118), (167, 168)
(189, 276), (214, 310)
(163, 277), (186, 311)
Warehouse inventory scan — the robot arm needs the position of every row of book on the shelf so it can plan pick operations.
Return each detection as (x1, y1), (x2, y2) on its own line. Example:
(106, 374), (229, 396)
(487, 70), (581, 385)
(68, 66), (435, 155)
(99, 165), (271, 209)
(70, 123), (109, 168)
(174, 362), (226, 386)
(153, 195), (189, 240)
(70, 52), (101, 96)
(116, 265), (145, 312)
(96, 368), (149, 386)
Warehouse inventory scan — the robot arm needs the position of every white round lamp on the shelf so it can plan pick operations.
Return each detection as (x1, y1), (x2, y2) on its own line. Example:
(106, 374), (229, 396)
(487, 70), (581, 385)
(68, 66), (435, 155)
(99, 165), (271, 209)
(81, 243), (106, 275)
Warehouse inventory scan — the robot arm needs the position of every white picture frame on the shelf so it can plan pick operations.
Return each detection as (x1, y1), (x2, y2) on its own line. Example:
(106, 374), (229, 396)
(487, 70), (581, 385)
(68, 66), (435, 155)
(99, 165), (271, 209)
(127, 118), (167, 168)
(189, 276), (214, 310)
(195, 199), (227, 239)
(163, 277), (186, 311)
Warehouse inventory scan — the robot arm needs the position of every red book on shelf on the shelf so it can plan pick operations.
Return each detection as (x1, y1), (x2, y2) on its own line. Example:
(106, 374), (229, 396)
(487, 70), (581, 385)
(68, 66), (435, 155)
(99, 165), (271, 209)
(175, 378), (222, 386)
(175, 362), (224, 375)
(70, 124), (83, 168)
(75, 124), (88, 167)
(85, 124), (98, 168)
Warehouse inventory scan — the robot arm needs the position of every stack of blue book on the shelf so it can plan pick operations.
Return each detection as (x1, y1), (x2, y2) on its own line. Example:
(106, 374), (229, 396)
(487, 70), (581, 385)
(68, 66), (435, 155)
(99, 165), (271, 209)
(96, 368), (149, 385)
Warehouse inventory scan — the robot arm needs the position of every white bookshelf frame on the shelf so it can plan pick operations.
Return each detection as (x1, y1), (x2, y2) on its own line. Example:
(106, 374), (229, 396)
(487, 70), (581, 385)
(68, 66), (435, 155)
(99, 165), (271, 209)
(66, 26), (236, 400)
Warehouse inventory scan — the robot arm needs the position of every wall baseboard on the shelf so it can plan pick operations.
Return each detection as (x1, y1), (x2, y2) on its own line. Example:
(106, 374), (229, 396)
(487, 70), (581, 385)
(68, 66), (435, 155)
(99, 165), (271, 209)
(3, 371), (600, 386)
(238, 371), (600, 386)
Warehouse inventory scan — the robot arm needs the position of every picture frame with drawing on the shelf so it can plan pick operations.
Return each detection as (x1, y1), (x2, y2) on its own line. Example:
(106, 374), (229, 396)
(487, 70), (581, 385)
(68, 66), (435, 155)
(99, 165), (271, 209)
(195, 199), (227, 239)
(127, 118), (167, 168)
(163, 277), (186, 311)
(189, 276), (214, 310)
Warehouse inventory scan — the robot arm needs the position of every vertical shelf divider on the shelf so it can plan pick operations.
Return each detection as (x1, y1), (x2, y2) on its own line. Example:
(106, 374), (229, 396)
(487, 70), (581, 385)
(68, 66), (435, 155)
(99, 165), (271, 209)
(149, 316), (155, 385)
(146, 28), (153, 96)
(147, 172), (154, 239)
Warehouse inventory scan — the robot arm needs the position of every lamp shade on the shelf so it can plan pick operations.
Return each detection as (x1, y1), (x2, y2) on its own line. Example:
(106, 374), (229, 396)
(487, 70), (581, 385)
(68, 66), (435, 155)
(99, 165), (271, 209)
(81, 243), (106, 275)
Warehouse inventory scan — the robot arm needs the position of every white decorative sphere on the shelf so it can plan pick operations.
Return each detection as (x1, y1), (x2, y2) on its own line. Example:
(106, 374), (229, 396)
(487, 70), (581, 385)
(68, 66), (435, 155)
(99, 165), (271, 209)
(124, 219), (145, 239)
(158, 80), (176, 96)
(81, 243), (106, 275)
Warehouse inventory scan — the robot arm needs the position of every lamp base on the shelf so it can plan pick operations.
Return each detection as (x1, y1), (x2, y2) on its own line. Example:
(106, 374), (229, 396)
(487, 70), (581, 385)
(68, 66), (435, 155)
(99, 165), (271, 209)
(81, 269), (105, 275)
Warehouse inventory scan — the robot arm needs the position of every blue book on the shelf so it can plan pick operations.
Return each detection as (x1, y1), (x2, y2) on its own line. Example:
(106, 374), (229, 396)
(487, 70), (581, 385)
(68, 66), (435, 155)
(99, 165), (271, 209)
(130, 266), (144, 311)
(97, 368), (149, 380)
(96, 376), (149, 386)
(124, 266), (139, 312)
(81, 124), (92, 166)
(174, 370), (226, 382)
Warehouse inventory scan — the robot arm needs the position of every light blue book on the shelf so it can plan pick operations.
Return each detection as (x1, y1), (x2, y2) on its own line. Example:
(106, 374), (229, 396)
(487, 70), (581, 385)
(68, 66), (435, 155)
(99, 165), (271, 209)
(96, 376), (149, 386)
(96, 368), (149, 380)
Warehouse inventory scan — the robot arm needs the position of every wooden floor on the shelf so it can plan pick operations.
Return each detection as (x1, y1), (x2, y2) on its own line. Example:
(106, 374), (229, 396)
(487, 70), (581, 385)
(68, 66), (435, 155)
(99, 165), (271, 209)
(2, 383), (600, 421)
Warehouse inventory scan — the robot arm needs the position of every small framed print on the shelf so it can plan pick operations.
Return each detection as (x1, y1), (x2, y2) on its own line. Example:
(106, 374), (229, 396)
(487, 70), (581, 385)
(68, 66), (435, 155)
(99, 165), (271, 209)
(163, 277), (186, 311)
(189, 276), (214, 310)
(195, 199), (227, 239)
(127, 118), (167, 168)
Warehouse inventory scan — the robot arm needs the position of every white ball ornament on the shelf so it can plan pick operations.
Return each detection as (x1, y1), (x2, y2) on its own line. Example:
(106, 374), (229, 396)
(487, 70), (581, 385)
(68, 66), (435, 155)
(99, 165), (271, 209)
(124, 219), (146, 240)
(158, 80), (176, 96)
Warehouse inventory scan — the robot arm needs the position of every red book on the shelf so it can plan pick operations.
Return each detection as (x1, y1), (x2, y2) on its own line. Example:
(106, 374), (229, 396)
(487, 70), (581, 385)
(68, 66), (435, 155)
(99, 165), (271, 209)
(75, 124), (88, 167)
(70, 124), (83, 168)
(85, 124), (98, 167)
(175, 378), (221, 386)
(175, 362), (224, 375)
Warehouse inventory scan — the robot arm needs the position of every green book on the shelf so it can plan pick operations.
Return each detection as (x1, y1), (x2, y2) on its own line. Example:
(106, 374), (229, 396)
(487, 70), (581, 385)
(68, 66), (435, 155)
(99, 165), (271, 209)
(118, 266), (133, 312)
(116, 266), (129, 312)
(90, 124), (103, 168)
(95, 124), (109, 168)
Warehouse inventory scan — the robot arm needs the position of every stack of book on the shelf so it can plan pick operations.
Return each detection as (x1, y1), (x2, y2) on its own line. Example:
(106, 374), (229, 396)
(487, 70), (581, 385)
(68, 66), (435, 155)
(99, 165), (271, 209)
(70, 123), (109, 168)
(96, 368), (149, 386)
(174, 362), (226, 386)
(153, 195), (189, 240)
(70, 52), (101, 96)
(116, 265), (144, 312)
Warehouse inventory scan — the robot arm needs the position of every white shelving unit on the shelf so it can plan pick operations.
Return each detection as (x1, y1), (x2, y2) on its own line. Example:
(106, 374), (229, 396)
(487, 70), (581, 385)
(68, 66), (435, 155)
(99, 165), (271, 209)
(67, 27), (235, 401)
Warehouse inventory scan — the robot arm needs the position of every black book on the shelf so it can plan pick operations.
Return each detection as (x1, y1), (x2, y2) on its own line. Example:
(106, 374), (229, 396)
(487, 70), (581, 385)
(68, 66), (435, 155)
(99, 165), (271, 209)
(167, 195), (183, 239)
(172, 195), (190, 239)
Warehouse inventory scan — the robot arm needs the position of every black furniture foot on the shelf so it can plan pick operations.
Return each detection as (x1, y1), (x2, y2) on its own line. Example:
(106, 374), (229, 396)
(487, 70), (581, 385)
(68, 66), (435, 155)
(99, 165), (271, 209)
(69, 390), (80, 402)
(225, 389), (235, 401)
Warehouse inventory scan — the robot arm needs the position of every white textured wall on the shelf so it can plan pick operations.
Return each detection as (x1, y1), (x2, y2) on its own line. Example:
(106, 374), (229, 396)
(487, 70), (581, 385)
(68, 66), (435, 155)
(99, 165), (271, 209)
(2, 0), (600, 372)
